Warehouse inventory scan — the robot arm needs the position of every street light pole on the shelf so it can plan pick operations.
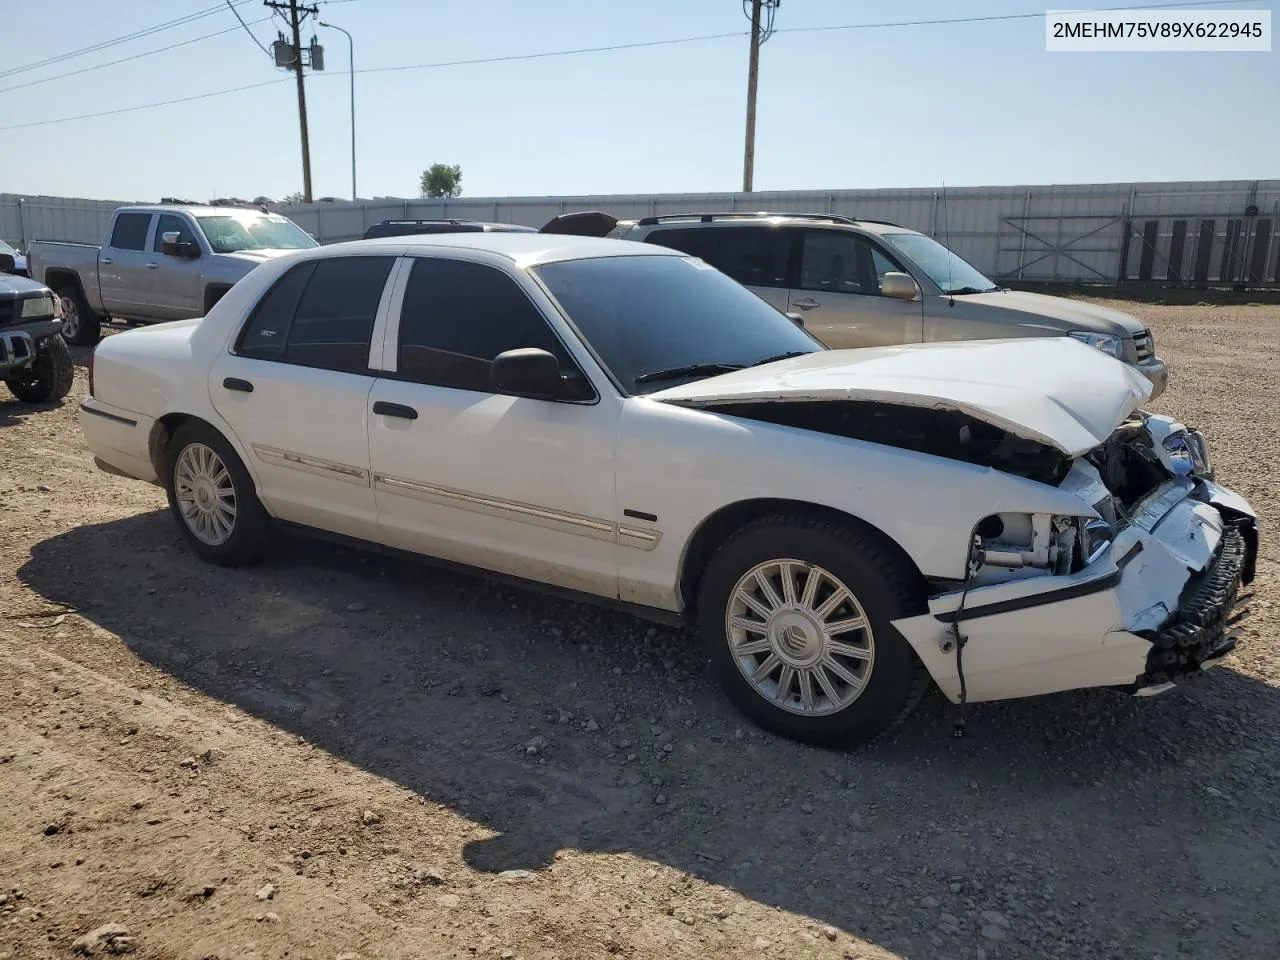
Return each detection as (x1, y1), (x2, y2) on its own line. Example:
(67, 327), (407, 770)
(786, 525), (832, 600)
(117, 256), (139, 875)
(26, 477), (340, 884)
(319, 20), (356, 201)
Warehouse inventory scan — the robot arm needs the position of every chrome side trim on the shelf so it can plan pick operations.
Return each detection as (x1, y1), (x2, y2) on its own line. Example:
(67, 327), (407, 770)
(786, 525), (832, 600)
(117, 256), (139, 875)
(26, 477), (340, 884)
(253, 444), (370, 487)
(374, 473), (662, 550)
(618, 524), (662, 552)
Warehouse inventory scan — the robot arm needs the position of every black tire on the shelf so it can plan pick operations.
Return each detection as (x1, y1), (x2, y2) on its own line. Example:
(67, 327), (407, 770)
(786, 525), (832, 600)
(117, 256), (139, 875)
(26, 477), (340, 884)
(163, 421), (271, 566)
(55, 282), (102, 346)
(5, 334), (74, 403)
(696, 513), (930, 747)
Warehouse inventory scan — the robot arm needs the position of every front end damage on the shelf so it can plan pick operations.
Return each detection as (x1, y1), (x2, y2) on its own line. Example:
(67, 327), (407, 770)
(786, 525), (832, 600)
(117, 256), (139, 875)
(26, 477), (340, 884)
(891, 412), (1258, 704)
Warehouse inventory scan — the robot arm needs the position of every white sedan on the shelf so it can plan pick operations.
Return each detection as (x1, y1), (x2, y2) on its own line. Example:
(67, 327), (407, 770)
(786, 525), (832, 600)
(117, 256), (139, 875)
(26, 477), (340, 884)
(79, 233), (1258, 745)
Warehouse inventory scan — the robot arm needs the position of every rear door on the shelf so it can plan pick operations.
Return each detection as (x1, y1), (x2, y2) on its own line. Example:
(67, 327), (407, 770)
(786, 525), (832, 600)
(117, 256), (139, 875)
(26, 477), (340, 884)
(208, 254), (398, 540)
(643, 226), (793, 313)
(789, 229), (924, 348)
(149, 213), (204, 319)
(98, 212), (156, 318)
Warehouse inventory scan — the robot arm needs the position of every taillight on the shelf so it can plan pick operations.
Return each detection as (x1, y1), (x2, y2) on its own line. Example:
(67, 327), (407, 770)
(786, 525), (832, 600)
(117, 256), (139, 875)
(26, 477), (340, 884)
(87, 349), (95, 397)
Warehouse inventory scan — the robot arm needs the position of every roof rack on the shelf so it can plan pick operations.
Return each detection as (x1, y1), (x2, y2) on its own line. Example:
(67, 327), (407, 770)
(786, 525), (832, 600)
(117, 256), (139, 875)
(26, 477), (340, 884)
(635, 211), (892, 227)
(375, 218), (474, 225)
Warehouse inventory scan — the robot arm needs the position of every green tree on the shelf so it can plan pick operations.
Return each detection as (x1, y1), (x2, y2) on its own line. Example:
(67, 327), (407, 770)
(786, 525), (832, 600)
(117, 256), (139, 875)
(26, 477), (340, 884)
(420, 164), (463, 199)
(280, 191), (306, 204)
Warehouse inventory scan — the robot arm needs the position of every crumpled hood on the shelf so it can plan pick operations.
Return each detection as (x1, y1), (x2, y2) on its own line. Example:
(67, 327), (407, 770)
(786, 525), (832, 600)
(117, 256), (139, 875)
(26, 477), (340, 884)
(952, 289), (1147, 335)
(648, 338), (1152, 457)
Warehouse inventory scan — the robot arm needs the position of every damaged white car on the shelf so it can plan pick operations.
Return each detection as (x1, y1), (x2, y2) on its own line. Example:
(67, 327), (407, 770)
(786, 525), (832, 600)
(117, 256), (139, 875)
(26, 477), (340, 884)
(78, 234), (1259, 745)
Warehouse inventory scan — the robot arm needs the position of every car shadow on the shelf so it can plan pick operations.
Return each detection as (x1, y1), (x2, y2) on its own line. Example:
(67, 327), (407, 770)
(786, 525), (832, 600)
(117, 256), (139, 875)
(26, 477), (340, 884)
(18, 511), (1280, 958)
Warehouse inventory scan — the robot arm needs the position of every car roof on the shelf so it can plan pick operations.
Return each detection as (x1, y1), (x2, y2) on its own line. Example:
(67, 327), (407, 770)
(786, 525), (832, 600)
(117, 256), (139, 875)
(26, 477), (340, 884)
(329, 232), (674, 266)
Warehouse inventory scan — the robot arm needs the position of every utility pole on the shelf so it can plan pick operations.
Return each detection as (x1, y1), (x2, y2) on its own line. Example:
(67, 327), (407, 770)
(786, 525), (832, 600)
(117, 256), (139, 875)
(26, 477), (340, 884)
(742, 0), (757, 193)
(265, 0), (320, 203)
(741, 0), (779, 194)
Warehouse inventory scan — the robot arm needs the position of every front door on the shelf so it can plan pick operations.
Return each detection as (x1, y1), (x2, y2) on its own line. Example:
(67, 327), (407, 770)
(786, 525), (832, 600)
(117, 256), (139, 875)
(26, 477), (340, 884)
(208, 254), (398, 541)
(98, 212), (156, 318)
(149, 212), (204, 319)
(788, 229), (924, 348)
(367, 254), (620, 600)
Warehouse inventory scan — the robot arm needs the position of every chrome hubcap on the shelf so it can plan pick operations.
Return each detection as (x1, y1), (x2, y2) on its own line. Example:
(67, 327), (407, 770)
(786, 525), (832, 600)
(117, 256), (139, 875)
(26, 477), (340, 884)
(60, 297), (79, 339)
(726, 559), (875, 716)
(174, 443), (236, 546)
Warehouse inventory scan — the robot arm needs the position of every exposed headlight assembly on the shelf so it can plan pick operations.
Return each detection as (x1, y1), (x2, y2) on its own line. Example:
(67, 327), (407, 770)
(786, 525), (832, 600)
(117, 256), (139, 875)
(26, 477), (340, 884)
(971, 511), (1111, 584)
(1068, 331), (1124, 360)
(1162, 429), (1213, 480)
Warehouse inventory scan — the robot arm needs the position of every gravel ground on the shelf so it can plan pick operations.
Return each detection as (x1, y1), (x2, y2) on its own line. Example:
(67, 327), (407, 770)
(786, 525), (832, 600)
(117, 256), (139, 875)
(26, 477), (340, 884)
(1, 300), (1278, 960)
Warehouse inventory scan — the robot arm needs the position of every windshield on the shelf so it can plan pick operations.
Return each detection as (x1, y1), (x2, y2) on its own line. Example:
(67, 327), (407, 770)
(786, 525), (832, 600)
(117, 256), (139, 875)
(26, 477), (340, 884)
(0, 240), (18, 256)
(883, 233), (998, 294)
(534, 254), (822, 395)
(195, 213), (317, 253)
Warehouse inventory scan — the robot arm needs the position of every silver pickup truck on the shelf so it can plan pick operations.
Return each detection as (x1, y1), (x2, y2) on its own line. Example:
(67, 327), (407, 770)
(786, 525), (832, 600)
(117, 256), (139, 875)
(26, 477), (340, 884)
(27, 205), (317, 345)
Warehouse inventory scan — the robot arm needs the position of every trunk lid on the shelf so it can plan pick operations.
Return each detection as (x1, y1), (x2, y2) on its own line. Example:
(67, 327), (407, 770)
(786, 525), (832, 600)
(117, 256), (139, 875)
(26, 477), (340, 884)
(647, 338), (1152, 457)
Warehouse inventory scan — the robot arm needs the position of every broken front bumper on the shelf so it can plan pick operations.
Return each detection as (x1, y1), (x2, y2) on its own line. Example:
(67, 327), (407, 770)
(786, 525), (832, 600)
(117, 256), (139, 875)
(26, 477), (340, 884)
(892, 480), (1258, 704)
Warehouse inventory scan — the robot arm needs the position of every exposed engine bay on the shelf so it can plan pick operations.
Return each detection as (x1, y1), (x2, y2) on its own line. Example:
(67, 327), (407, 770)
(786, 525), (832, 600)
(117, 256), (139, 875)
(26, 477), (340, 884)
(706, 399), (1072, 484)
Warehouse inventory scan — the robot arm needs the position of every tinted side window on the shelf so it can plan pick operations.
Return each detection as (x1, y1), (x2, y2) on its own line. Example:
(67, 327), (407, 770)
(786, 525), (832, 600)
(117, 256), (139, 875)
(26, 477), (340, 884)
(798, 230), (876, 295)
(396, 257), (585, 396)
(153, 214), (198, 252)
(109, 213), (152, 251)
(237, 256), (393, 373)
(646, 227), (789, 288)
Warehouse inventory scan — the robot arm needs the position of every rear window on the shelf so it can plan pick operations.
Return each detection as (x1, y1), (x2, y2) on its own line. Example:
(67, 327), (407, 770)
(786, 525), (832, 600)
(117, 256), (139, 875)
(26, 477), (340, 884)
(109, 213), (152, 251)
(645, 226), (790, 289)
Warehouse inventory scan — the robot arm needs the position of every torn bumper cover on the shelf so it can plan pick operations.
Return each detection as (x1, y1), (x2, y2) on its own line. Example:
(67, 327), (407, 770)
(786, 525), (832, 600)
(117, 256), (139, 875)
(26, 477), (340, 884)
(891, 481), (1258, 704)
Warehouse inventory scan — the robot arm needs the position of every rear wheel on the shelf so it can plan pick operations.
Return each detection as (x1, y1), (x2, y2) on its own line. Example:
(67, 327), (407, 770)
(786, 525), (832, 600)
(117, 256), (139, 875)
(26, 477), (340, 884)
(163, 422), (270, 565)
(4, 335), (74, 403)
(696, 514), (929, 747)
(56, 283), (101, 346)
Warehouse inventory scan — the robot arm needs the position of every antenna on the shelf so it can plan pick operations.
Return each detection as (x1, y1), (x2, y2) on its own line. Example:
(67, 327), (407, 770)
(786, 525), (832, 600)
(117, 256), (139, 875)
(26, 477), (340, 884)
(942, 181), (955, 307)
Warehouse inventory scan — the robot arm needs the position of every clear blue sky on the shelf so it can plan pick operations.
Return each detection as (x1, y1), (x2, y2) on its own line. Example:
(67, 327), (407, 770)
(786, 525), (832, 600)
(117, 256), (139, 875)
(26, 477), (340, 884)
(3, 0), (1276, 202)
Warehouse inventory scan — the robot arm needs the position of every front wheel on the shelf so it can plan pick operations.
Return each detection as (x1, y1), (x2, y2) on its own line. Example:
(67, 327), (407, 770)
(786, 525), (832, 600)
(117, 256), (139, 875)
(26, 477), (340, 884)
(696, 514), (930, 747)
(163, 422), (270, 565)
(4, 335), (74, 403)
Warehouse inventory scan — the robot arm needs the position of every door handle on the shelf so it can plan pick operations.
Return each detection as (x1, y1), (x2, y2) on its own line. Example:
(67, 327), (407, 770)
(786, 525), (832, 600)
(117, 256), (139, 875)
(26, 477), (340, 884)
(222, 377), (253, 393)
(145, 262), (159, 269)
(793, 296), (820, 310)
(100, 257), (113, 265)
(373, 400), (418, 420)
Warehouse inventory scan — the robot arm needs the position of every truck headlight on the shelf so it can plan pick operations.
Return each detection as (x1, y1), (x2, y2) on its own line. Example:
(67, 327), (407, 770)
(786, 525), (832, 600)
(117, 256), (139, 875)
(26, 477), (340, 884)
(1068, 331), (1124, 359)
(20, 294), (56, 320)
(1163, 429), (1213, 480)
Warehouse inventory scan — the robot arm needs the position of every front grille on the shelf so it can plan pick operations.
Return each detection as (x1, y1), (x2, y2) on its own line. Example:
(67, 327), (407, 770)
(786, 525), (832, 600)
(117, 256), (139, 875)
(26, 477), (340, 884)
(1133, 328), (1155, 363)
(1139, 522), (1247, 685)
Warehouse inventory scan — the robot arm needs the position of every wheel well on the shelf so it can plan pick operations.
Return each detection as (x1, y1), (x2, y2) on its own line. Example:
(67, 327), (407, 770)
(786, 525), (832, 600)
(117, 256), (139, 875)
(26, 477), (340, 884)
(203, 284), (232, 312)
(148, 412), (208, 479)
(677, 498), (928, 615)
(45, 269), (85, 299)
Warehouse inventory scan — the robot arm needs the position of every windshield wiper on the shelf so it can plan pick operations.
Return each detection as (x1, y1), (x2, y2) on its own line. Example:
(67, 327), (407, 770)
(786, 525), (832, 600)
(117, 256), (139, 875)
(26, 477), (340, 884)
(634, 362), (745, 385)
(746, 350), (812, 368)
(942, 286), (997, 295)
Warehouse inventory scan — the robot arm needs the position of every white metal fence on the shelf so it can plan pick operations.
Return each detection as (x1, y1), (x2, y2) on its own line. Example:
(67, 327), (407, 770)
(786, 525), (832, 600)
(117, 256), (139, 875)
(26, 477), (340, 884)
(5, 179), (1278, 284)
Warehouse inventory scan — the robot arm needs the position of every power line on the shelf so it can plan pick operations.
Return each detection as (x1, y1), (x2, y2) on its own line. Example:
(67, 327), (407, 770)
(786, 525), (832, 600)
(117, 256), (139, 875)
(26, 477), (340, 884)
(0, 0), (1258, 132)
(0, 1), (257, 80)
(0, 17), (273, 95)
(224, 0), (273, 58)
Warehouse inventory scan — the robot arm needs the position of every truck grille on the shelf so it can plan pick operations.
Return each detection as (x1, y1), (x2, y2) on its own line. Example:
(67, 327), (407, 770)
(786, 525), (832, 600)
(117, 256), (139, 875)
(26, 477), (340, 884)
(1133, 329), (1155, 363)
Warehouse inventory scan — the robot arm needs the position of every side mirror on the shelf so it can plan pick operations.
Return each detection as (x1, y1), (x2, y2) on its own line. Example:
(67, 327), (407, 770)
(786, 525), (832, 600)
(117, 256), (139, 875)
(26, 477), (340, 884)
(162, 233), (200, 259)
(491, 347), (564, 400)
(880, 271), (920, 300)
(786, 311), (805, 328)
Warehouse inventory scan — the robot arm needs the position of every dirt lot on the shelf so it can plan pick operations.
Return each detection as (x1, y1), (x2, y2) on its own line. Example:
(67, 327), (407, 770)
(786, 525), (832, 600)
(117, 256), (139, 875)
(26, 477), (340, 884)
(2, 301), (1278, 960)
